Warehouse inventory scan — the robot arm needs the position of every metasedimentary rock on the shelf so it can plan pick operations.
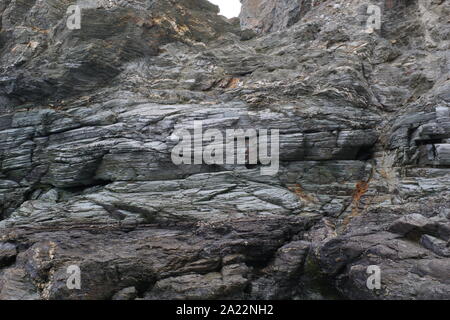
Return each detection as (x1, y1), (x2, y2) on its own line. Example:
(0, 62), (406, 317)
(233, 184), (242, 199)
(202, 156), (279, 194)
(0, 0), (449, 299)
(240, 0), (313, 33)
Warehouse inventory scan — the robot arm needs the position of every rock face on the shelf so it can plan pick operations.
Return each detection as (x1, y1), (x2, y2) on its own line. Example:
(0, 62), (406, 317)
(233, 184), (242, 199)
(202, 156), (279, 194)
(240, 0), (313, 33)
(0, 0), (449, 300)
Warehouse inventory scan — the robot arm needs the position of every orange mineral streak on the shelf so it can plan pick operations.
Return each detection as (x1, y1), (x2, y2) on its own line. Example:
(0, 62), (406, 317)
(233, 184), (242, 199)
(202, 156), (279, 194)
(225, 77), (241, 89)
(288, 184), (317, 203)
(343, 181), (370, 226)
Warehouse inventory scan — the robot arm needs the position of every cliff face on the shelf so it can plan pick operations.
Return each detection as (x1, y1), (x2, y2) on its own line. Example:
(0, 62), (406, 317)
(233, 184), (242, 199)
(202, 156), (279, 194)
(240, 0), (313, 33)
(0, 0), (449, 300)
(0, 0), (238, 110)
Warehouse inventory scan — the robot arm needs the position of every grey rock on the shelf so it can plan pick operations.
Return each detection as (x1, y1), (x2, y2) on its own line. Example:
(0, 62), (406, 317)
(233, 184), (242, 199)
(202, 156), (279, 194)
(251, 241), (311, 299)
(0, 0), (449, 300)
(112, 287), (137, 301)
(420, 235), (450, 257)
(389, 214), (450, 241)
(240, 0), (313, 33)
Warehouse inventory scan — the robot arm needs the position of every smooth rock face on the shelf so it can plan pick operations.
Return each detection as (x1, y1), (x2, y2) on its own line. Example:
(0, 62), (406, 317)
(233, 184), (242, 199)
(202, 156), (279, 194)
(0, 0), (449, 300)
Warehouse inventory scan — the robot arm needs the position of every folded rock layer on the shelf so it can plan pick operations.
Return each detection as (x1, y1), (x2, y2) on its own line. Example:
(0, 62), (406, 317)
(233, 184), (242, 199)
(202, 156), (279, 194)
(0, 0), (449, 299)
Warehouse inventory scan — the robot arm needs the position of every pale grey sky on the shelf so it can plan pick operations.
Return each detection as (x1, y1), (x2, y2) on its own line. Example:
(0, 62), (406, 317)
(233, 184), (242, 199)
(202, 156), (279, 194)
(208, 0), (241, 18)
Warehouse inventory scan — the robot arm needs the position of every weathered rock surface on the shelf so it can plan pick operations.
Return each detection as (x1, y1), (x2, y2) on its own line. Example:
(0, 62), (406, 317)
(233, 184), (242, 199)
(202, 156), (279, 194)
(0, 0), (449, 299)
(240, 0), (313, 33)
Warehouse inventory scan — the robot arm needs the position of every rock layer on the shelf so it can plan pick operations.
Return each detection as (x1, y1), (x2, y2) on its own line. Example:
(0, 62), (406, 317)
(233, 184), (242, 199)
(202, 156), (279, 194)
(240, 0), (313, 33)
(0, 0), (449, 299)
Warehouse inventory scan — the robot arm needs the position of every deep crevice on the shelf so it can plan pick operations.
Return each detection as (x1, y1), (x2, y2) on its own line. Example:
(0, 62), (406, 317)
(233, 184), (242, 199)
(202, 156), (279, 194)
(355, 145), (375, 161)
(59, 179), (113, 194)
(415, 138), (443, 146)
